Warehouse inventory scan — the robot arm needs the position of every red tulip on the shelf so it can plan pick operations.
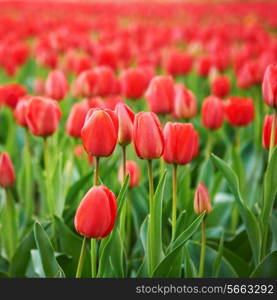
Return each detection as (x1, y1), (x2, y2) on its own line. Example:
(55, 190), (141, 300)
(211, 75), (230, 98)
(66, 100), (90, 138)
(225, 97), (255, 127)
(262, 64), (277, 107)
(118, 160), (140, 187)
(33, 78), (45, 95)
(196, 56), (212, 77)
(164, 50), (193, 76)
(74, 185), (117, 239)
(237, 60), (262, 89)
(94, 66), (117, 97)
(26, 97), (62, 136)
(194, 183), (212, 215)
(81, 108), (118, 157)
(201, 96), (224, 130)
(262, 115), (277, 149)
(145, 76), (175, 114)
(163, 122), (199, 165)
(72, 70), (98, 98)
(45, 70), (69, 101)
(0, 152), (15, 188)
(173, 84), (197, 120)
(115, 103), (134, 146)
(14, 96), (31, 127)
(133, 112), (164, 160)
(120, 68), (148, 99)
(0, 83), (27, 109)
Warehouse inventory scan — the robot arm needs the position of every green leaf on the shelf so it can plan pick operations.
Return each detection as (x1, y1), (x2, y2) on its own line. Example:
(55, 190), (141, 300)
(53, 216), (90, 277)
(270, 214), (277, 251)
(183, 247), (197, 278)
(212, 231), (224, 278)
(261, 148), (277, 225)
(9, 229), (35, 277)
(97, 175), (129, 277)
(33, 222), (65, 278)
(211, 154), (262, 264)
(152, 213), (204, 277)
(251, 251), (277, 278)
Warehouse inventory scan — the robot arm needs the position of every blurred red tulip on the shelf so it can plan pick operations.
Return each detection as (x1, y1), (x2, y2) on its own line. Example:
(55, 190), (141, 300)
(194, 183), (212, 215)
(0, 152), (15, 188)
(225, 96), (255, 126)
(0, 84), (27, 109)
(81, 108), (118, 157)
(145, 76), (175, 114)
(115, 103), (134, 146)
(118, 160), (140, 187)
(163, 122), (199, 165)
(66, 100), (90, 138)
(202, 95), (225, 130)
(262, 64), (277, 107)
(74, 185), (117, 239)
(196, 56), (212, 77)
(164, 50), (193, 76)
(133, 112), (164, 160)
(173, 84), (197, 120)
(211, 75), (230, 98)
(262, 115), (277, 149)
(72, 70), (98, 98)
(33, 78), (45, 95)
(45, 70), (69, 101)
(94, 66), (117, 97)
(26, 97), (62, 136)
(14, 96), (31, 127)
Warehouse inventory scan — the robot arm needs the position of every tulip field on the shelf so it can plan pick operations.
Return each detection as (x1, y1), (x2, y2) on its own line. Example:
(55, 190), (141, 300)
(1, 0), (277, 279)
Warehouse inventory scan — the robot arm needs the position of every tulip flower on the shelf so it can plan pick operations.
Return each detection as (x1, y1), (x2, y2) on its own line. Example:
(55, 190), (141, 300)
(72, 70), (98, 98)
(211, 75), (230, 98)
(26, 97), (62, 137)
(163, 50), (193, 76)
(45, 70), (69, 101)
(173, 84), (197, 120)
(0, 152), (15, 188)
(118, 160), (140, 188)
(66, 100), (90, 138)
(262, 64), (277, 108)
(145, 75), (175, 115)
(163, 122), (199, 240)
(14, 96), (31, 127)
(120, 68), (148, 99)
(94, 66), (117, 97)
(0, 83), (26, 109)
(194, 182), (212, 278)
(196, 56), (212, 77)
(81, 108), (118, 158)
(262, 115), (277, 150)
(225, 97), (255, 127)
(202, 95), (225, 130)
(33, 78), (45, 95)
(75, 185), (117, 277)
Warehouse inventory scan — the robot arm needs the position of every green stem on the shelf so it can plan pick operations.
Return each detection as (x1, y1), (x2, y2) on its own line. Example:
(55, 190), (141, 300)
(44, 137), (54, 216)
(198, 218), (206, 278)
(93, 157), (100, 186)
(147, 159), (155, 276)
(91, 239), (97, 278)
(120, 146), (127, 237)
(171, 164), (178, 242)
(76, 237), (87, 278)
(268, 111), (277, 164)
(205, 131), (213, 160)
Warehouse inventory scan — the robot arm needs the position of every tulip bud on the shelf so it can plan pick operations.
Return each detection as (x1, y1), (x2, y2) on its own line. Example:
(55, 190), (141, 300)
(0, 152), (15, 188)
(33, 78), (45, 95)
(196, 56), (212, 77)
(163, 122), (199, 165)
(118, 160), (140, 187)
(81, 108), (118, 157)
(45, 70), (69, 101)
(262, 64), (277, 107)
(145, 76), (175, 115)
(262, 115), (277, 149)
(94, 66), (117, 97)
(194, 183), (212, 215)
(26, 97), (62, 137)
(225, 96), (255, 127)
(0, 83), (26, 109)
(66, 100), (90, 138)
(133, 112), (164, 160)
(120, 68), (148, 99)
(74, 185), (117, 239)
(201, 96), (224, 130)
(173, 84), (197, 120)
(211, 75), (230, 98)
(163, 50), (193, 76)
(14, 96), (31, 127)
(72, 70), (98, 98)
(115, 103), (134, 146)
